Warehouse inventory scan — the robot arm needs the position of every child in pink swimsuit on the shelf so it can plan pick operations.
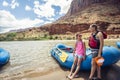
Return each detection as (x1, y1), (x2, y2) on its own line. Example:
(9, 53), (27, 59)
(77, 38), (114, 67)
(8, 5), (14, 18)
(68, 32), (86, 80)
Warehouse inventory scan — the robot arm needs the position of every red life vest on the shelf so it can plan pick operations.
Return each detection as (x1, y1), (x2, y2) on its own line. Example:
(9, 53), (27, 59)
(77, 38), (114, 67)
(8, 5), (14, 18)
(102, 32), (107, 39)
(89, 31), (107, 49)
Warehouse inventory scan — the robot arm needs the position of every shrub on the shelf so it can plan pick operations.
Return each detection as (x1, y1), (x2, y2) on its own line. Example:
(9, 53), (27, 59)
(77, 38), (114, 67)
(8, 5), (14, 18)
(49, 35), (53, 40)
(6, 32), (16, 41)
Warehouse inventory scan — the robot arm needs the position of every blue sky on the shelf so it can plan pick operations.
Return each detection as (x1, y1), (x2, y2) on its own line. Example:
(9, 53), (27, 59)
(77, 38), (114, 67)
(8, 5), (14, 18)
(0, 0), (72, 33)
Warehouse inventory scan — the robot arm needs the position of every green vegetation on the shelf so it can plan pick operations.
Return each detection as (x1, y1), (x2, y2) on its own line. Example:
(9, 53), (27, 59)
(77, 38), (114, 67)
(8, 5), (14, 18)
(6, 32), (16, 41)
(0, 36), (6, 41)
(0, 31), (119, 41)
(49, 35), (53, 40)
(0, 32), (74, 41)
(0, 32), (16, 41)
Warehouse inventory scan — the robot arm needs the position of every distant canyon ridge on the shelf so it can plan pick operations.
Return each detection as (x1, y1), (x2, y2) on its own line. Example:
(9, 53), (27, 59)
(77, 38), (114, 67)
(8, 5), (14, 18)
(11, 0), (120, 35)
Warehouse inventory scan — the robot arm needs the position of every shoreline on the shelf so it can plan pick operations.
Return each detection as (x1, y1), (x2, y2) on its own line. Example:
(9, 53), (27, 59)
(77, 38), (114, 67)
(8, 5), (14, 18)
(10, 61), (120, 80)
(0, 38), (120, 42)
(23, 61), (120, 80)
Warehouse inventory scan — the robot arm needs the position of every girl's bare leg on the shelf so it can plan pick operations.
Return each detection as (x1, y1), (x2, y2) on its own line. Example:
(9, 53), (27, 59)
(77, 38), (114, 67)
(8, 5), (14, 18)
(68, 56), (78, 77)
(69, 58), (83, 79)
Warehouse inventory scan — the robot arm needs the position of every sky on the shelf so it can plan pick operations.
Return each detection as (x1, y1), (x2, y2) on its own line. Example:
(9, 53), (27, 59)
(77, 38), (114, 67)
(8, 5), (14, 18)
(0, 0), (72, 33)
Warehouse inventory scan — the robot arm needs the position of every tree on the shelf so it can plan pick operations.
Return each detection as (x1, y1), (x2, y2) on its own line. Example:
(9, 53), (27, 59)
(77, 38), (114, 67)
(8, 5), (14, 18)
(6, 32), (16, 40)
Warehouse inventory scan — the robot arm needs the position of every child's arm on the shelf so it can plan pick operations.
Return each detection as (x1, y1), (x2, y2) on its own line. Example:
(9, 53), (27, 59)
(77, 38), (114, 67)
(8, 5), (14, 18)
(73, 41), (77, 56)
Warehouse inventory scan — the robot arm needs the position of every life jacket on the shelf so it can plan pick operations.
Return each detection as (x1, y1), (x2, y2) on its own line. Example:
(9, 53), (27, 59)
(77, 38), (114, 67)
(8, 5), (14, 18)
(88, 31), (107, 49)
(89, 31), (100, 49)
(101, 31), (107, 39)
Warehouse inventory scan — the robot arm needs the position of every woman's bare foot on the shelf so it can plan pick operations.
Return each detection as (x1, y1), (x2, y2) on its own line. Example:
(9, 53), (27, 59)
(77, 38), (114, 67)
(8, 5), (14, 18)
(68, 75), (73, 80)
(74, 74), (79, 78)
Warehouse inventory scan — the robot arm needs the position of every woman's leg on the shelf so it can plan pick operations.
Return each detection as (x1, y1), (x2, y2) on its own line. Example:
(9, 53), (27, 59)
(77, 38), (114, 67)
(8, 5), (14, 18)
(97, 65), (101, 79)
(69, 57), (83, 79)
(89, 58), (97, 79)
(68, 56), (78, 77)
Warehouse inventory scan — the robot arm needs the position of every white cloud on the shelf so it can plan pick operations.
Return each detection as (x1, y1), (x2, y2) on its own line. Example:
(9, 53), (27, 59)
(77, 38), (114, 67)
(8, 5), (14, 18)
(33, 1), (54, 18)
(2, 1), (9, 7)
(33, 0), (72, 18)
(48, 17), (55, 21)
(0, 0), (73, 33)
(0, 10), (44, 33)
(58, 0), (72, 15)
(10, 0), (19, 9)
(46, 0), (72, 15)
(2, 0), (19, 9)
(44, 21), (52, 24)
(25, 5), (32, 11)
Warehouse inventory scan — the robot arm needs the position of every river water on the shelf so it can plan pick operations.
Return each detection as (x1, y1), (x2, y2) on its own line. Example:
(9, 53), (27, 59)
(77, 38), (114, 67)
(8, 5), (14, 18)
(0, 40), (75, 80)
(0, 40), (120, 80)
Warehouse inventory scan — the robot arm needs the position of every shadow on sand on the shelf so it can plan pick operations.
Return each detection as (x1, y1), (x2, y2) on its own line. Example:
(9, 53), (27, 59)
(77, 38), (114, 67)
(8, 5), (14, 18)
(60, 61), (120, 80)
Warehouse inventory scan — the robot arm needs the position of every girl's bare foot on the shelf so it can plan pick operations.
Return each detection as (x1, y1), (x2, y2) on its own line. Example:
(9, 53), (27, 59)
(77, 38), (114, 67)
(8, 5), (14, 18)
(67, 73), (72, 78)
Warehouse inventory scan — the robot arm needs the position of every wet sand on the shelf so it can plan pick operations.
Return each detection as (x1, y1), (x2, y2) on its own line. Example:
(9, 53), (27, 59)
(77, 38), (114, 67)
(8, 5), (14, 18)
(20, 61), (120, 80)
(15, 61), (120, 80)
(0, 40), (120, 80)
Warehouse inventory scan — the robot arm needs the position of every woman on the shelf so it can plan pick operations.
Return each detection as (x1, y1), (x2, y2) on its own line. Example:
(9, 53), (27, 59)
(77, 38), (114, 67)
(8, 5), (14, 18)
(88, 24), (104, 80)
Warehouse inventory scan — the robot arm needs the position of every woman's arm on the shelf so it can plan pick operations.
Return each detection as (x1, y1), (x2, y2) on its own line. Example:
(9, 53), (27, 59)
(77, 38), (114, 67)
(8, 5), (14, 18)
(97, 32), (104, 57)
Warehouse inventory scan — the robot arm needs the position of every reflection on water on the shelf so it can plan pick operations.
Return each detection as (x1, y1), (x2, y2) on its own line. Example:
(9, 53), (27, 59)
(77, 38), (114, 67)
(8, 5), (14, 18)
(0, 40), (75, 79)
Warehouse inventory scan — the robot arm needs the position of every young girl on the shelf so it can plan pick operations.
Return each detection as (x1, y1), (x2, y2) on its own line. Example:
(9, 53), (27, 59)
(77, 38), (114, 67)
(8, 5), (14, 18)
(68, 32), (86, 80)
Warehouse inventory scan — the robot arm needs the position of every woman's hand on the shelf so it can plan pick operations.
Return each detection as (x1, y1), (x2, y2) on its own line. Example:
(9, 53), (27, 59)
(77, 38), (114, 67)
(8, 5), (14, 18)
(97, 54), (101, 58)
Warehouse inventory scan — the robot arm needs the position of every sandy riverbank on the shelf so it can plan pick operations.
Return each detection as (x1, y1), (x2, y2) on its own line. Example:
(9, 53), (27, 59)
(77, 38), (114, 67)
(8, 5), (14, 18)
(20, 61), (120, 80)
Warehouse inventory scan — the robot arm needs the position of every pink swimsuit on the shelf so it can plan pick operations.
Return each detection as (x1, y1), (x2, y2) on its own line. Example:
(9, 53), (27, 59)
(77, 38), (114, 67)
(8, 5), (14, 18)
(75, 41), (85, 56)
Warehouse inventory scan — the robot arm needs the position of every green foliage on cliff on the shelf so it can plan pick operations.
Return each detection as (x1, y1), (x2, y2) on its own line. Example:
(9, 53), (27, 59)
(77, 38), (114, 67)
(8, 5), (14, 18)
(0, 32), (75, 41)
(0, 32), (16, 41)
(0, 32), (60, 41)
